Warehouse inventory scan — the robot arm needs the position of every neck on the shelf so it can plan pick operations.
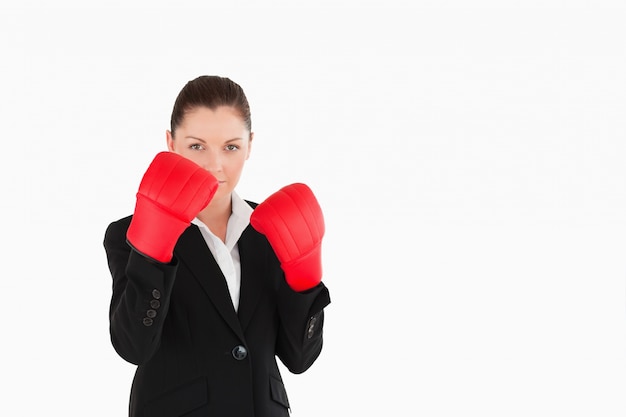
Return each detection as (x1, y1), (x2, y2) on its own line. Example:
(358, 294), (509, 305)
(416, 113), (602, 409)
(196, 193), (232, 243)
(197, 193), (232, 225)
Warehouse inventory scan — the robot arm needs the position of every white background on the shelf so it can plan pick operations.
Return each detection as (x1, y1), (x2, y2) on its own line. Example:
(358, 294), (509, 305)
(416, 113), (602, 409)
(1, 1), (625, 416)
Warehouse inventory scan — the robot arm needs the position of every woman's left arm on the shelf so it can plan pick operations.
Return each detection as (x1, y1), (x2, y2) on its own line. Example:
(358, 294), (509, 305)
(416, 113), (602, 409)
(275, 281), (331, 374)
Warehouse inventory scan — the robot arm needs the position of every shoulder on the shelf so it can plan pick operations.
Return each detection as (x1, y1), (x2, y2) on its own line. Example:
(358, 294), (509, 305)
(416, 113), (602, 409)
(107, 214), (133, 229)
(244, 200), (258, 209)
(104, 214), (133, 242)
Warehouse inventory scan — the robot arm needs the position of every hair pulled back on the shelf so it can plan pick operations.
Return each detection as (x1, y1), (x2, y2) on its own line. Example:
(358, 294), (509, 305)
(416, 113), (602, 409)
(170, 75), (251, 135)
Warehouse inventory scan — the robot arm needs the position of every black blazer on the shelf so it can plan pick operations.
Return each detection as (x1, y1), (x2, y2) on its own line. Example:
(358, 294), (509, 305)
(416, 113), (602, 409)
(103, 209), (331, 417)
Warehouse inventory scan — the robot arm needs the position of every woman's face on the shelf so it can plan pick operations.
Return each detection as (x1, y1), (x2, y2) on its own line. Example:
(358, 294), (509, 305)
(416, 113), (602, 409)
(167, 106), (252, 204)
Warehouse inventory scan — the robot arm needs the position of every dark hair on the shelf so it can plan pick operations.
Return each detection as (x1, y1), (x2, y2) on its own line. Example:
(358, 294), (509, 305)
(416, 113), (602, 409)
(170, 75), (252, 135)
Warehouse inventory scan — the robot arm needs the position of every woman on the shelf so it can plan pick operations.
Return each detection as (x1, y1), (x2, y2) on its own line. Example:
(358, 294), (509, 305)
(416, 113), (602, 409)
(103, 75), (331, 417)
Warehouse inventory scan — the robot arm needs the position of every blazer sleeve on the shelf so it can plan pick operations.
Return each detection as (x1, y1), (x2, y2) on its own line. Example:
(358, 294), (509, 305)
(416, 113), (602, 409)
(103, 216), (178, 365)
(275, 280), (331, 374)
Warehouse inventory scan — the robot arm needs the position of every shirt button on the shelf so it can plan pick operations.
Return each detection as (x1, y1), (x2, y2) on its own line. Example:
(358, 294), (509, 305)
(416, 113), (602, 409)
(152, 289), (161, 299)
(142, 317), (153, 327)
(232, 345), (248, 360)
(146, 309), (157, 318)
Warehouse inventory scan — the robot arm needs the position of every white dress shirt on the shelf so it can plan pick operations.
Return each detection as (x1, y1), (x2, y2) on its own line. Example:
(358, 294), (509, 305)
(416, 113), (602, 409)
(190, 191), (254, 312)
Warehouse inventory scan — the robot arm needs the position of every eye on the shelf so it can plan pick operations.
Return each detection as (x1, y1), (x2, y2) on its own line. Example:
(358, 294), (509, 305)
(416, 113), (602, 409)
(190, 143), (204, 151)
(225, 144), (239, 151)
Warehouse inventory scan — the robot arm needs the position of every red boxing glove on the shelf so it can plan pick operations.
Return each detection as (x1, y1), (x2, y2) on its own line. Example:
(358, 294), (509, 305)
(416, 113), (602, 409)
(126, 152), (218, 263)
(250, 183), (325, 292)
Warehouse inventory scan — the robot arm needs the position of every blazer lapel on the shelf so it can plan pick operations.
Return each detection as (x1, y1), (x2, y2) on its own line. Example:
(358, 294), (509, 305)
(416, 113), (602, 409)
(174, 225), (244, 341)
(236, 226), (266, 332)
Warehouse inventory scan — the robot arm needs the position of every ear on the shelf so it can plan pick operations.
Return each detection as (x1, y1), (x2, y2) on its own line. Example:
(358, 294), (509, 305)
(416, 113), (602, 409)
(246, 132), (254, 160)
(166, 130), (175, 152)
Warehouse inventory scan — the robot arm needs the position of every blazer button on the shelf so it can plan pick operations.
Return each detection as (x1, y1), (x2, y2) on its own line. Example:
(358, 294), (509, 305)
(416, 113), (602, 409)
(142, 317), (153, 327)
(146, 309), (157, 318)
(150, 299), (161, 309)
(152, 289), (161, 299)
(232, 345), (248, 360)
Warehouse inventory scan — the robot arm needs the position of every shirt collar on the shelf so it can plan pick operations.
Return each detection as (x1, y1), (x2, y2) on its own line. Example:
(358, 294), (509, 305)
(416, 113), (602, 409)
(191, 191), (253, 251)
(226, 191), (254, 248)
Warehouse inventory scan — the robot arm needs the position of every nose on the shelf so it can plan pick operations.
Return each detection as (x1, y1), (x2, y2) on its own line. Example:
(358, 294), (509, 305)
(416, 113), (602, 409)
(202, 150), (222, 173)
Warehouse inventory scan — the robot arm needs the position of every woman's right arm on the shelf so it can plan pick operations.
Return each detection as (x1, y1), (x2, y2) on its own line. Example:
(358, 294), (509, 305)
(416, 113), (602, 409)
(103, 217), (178, 365)
(103, 152), (217, 365)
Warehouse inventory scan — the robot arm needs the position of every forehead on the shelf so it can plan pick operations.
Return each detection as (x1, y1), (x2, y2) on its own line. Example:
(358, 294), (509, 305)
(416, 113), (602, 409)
(183, 105), (243, 123)
(178, 106), (248, 137)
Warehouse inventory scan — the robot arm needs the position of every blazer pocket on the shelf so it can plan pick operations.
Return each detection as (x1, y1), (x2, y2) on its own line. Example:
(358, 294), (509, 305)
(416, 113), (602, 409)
(142, 377), (209, 417)
(270, 375), (290, 409)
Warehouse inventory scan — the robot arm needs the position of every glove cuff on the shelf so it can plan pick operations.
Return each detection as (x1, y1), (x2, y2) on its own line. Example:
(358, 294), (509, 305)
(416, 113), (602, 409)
(126, 193), (190, 263)
(282, 242), (323, 292)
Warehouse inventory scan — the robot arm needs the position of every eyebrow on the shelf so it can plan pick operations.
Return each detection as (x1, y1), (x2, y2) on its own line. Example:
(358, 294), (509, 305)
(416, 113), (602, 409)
(184, 136), (243, 143)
